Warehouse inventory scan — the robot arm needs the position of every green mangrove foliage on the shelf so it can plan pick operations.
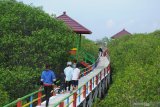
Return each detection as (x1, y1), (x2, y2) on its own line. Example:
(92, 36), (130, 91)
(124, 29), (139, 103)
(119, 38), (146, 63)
(0, 0), (98, 106)
(95, 31), (160, 107)
(0, 0), (74, 105)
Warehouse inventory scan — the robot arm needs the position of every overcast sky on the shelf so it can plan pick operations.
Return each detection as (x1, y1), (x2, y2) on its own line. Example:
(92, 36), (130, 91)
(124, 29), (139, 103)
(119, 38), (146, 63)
(17, 0), (160, 40)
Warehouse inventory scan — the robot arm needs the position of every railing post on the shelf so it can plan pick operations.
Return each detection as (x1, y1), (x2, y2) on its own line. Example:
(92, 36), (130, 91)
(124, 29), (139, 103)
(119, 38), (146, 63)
(105, 67), (107, 74)
(109, 64), (111, 72)
(89, 66), (92, 72)
(100, 72), (101, 80)
(30, 95), (33, 107)
(86, 82), (88, 94)
(73, 92), (77, 107)
(92, 77), (94, 88)
(67, 97), (69, 105)
(84, 70), (86, 76)
(89, 79), (92, 91)
(78, 88), (81, 103)
(17, 100), (22, 107)
(96, 75), (98, 85)
(107, 64), (110, 74)
(59, 102), (64, 107)
(104, 68), (106, 77)
(37, 91), (42, 106)
(83, 85), (86, 98)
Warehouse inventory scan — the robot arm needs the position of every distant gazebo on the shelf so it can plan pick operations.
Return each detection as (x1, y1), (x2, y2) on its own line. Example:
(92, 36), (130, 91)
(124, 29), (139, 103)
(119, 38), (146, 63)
(111, 29), (131, 39)
(57, 12), (92, 49)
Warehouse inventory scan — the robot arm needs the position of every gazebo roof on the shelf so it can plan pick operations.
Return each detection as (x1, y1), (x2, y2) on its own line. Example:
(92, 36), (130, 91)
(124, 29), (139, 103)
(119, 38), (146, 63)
(111, 29), (131, 39)
(57, 12), (92, 34)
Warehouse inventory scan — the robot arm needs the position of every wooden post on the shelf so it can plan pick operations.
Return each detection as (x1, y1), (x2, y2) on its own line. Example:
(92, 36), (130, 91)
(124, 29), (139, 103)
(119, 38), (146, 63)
(17, 100), (22, 107)
(84, 70), (86, 76)
(109, 64), (111, 72)
(86, 82), (88, 94)
(89, 66), (92, 72)
(107, 64), (110, 73)
(73, 92), (77, 107)
(59, 102), (64, 107)
(30, 96), (33, 107)
(104, 68), (106, 77)
(89, 79), (92, 91)
(78, 89), (81, 103)
(79, 34), (81, 50)
(96, 75), (98, 85)
(105, 67), (107, 74)
(37, 92), (42, 106)
(66, 97), (69, 105)
(83, 85), (86, 98)
(92, 77), (94, 88)
(107, 66), (109, 73)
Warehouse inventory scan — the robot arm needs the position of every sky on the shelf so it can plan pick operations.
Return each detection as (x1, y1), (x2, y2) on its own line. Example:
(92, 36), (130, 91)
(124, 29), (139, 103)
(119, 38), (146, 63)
(17, 0), (160, 40)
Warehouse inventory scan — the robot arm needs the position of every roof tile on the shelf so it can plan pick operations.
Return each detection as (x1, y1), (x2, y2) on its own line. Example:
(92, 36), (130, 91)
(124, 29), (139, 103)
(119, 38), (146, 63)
(111, 29), (131, 39)
(57, 12), (92, 34)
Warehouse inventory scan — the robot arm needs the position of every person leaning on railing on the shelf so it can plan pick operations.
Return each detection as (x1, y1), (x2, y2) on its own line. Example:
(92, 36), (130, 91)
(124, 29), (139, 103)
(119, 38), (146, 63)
(39, 64), (56, 107)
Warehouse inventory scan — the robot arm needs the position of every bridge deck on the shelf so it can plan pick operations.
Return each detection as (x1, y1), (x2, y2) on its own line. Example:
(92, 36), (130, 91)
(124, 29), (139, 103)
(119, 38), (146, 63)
(37, 56), (109, 107)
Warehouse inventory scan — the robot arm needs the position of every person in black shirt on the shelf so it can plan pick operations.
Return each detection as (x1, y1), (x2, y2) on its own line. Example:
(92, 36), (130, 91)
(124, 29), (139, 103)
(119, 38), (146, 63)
(54, 72), (66, 93)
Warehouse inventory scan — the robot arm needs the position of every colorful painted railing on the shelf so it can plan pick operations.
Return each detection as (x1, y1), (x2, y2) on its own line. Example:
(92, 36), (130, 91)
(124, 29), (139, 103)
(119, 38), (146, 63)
(53, 49), (110, 107)
(75, 48), (96, 64)
(80, 56), (99, 77)
(4, 89), (46, 107)
(4, 49), (109, 107)
(82, 49), (96, 64)
(53, 61), (111, 107)
(4, 58), (99, 107)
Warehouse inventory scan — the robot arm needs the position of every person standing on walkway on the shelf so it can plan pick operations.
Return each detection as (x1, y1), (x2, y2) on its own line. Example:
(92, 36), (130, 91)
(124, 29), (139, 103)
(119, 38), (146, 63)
(40, 64), (56, 107)
(64, 62), (73, 92)
(99, 47), (103, 56)
(55, 72), (66, 93)
(72, 63), (80, 90)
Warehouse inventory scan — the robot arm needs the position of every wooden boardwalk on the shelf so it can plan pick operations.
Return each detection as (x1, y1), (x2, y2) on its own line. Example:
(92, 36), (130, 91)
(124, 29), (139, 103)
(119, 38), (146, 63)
(37, 56), (109, 107)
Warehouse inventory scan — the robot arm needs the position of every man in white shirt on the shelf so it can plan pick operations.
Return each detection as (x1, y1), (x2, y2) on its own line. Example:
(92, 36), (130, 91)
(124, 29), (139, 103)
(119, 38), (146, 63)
(64, 62), (73, 91)
(72, 63), (80, 90)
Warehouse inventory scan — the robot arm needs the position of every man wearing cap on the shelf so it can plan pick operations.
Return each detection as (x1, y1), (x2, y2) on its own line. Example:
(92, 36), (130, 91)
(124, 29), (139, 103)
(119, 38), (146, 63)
(64, 62), (73, 92)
